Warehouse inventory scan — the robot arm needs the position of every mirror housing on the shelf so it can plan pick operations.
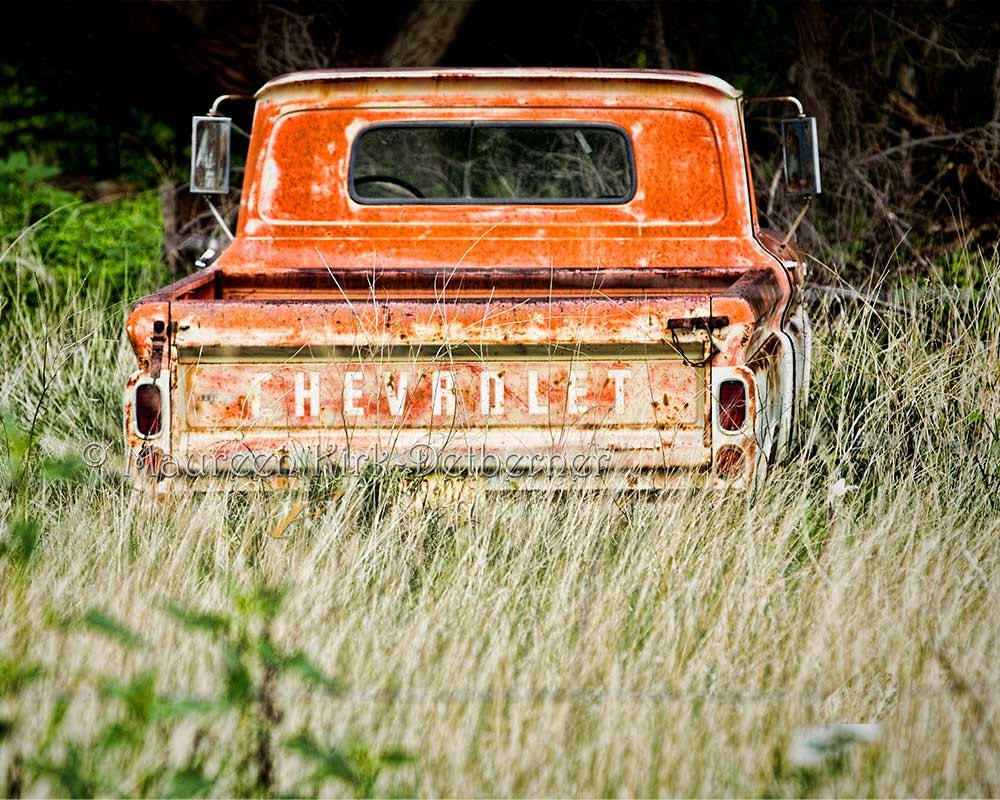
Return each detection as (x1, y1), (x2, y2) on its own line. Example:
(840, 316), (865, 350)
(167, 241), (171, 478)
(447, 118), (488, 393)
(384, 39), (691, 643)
(191, 116), (231, 194)
(781, 117), (821, 196)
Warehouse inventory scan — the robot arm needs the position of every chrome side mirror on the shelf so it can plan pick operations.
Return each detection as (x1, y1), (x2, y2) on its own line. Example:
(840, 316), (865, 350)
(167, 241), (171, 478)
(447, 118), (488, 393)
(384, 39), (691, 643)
(191, 116), (231, 194)
(781, 117), (821, 196)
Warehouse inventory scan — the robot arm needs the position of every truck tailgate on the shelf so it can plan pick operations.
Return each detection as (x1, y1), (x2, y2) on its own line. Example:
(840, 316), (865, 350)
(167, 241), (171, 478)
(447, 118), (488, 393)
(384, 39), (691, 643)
(170, 295), (713, 475)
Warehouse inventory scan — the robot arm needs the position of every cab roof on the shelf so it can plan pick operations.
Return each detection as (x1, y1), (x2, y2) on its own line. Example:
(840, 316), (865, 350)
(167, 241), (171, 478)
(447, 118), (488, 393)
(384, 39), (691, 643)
(256, 67), (741, 100)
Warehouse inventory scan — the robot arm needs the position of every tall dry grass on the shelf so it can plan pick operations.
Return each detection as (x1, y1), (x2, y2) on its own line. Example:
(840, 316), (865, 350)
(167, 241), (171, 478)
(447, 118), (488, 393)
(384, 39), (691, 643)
(2, 248), (1000, 796)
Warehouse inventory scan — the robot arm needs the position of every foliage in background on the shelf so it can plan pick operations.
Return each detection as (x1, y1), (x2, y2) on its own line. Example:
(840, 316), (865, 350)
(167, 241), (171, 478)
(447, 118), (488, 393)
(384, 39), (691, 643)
(1, 1), (997, 281)
(0, 63), (176, 188)
(0, 152), (165, 306)
(0, 152), (71, 243)
(784, 4), (1000, 276)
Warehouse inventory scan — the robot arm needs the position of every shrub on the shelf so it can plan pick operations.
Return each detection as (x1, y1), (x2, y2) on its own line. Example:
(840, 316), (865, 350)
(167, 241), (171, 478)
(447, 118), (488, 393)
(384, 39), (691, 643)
(0, 152), (165, 306)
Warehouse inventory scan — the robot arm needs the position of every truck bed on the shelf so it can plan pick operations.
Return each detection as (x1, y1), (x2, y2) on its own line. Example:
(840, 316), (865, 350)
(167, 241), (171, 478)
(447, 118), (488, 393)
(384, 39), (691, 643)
(125, 264), (784, 486)
(149, 264), (754, 302)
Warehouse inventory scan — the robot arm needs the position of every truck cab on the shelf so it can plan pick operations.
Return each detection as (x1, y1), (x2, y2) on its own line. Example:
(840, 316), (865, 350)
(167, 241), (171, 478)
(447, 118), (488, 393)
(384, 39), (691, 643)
(125, 68), (817, 490)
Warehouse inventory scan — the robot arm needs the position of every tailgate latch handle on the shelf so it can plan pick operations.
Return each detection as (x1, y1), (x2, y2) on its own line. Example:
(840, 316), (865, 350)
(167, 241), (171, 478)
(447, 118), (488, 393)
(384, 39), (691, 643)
(149, 320), (167, 379)
(666, 315), (729, 369)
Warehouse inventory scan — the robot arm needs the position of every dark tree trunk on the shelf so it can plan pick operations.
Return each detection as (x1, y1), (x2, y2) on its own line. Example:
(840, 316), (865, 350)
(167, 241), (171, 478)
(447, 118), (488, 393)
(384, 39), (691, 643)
(382, 0), (476, 67)
(793, 1), (834, 150)
(649, 1), (673, 69)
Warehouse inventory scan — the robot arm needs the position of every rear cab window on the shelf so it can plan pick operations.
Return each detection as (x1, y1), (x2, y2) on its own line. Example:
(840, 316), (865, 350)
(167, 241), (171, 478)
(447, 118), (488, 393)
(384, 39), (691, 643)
(349, 123), (635, 204)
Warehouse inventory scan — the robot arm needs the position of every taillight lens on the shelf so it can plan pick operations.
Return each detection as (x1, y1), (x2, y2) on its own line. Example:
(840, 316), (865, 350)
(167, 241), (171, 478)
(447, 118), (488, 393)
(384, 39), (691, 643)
(718, 380), (746, 432)
(135, 384), (162, 436)
(715, 445), (745, 477)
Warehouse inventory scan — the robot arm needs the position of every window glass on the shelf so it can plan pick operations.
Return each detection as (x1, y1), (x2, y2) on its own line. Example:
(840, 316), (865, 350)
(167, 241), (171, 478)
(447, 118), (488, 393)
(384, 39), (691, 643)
(351, 124), (634, 204)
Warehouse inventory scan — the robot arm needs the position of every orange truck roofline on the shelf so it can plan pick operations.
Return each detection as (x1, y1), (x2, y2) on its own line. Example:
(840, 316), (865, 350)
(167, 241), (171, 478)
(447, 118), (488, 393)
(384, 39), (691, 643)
(256, 68), (742, 100)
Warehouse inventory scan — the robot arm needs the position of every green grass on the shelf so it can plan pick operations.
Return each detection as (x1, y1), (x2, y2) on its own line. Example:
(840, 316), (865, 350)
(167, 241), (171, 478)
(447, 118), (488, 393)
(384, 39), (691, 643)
(2, 229), (1000, 795)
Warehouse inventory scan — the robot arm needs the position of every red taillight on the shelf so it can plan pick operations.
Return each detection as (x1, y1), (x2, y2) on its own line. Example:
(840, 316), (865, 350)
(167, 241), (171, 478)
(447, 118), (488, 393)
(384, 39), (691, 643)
(135, 384), (162, 436)
(718, 380), (746, 432)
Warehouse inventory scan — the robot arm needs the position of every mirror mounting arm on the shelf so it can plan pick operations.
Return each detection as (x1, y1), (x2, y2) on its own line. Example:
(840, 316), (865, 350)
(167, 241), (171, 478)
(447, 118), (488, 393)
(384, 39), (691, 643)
(781, 195), (813, 247)
(746, 95), (805, 117)
(208, 94), (252, 117)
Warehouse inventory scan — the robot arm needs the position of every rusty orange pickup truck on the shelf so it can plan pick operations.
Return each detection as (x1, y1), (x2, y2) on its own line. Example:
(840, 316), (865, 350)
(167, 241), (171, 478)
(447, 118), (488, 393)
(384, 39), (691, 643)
(124, 68), (821, 491)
